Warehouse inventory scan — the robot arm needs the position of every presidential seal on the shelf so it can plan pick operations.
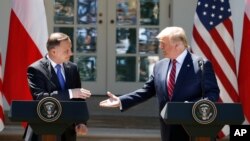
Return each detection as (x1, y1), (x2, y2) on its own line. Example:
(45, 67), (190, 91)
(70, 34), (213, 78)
(192, 99), (217, 124)
(37, 97), (62, 122)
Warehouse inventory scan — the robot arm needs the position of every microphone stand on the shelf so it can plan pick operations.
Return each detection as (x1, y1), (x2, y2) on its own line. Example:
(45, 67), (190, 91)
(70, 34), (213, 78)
(198, 59), (205, 99)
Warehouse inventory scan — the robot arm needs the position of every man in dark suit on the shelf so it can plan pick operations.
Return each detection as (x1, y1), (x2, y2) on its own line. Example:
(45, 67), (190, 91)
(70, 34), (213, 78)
(99, 26), (219, 141)
(24, 32), (91, 141)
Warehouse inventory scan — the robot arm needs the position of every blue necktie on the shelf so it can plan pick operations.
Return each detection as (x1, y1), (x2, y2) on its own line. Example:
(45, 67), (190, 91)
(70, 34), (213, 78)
(55, 64), (65, 90)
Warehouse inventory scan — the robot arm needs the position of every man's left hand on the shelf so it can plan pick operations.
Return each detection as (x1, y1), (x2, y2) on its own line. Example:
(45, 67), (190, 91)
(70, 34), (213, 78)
(75, 124), (88, 136)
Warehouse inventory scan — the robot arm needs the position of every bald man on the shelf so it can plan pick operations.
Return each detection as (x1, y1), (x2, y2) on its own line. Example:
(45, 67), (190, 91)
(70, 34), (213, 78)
(99, 27), (219, 141)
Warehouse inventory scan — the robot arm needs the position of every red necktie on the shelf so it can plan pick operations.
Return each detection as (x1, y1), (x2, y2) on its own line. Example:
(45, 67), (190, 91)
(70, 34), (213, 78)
(167, 59), (176, 100)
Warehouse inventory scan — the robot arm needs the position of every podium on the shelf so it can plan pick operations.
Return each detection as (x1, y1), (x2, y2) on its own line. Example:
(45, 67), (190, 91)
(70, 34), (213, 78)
(161, 101), (244, 141)
(9, 98), (89, 141)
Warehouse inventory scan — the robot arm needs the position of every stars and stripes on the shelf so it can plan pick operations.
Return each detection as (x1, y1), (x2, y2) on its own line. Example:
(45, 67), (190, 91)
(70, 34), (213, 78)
(191, 0), (239, 138)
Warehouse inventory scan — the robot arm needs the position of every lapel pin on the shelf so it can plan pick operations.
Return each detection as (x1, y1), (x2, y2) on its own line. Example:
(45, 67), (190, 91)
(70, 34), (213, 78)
(187, 64), (190, 67)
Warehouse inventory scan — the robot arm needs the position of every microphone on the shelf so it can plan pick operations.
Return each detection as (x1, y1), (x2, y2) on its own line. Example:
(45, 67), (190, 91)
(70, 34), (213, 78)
(198, 59), (205, 99)
(198, 59), (204, 71)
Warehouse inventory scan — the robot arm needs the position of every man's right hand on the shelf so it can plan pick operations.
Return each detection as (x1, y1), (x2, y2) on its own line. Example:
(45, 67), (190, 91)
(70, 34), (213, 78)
(71, 88), (91, 99)
(99, 91), (120, 108)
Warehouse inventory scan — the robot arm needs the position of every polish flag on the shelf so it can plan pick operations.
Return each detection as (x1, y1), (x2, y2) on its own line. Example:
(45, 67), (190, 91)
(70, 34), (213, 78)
(0, 53), (4, 132)
(238, 0), (250, 123)
(3, 0), (48, 105)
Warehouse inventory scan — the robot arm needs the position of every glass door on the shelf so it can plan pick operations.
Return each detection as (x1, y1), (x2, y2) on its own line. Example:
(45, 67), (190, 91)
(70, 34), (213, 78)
(47, 0), (170, 95)
(107, 0), (170, 94)
(50, 0), (107, 94)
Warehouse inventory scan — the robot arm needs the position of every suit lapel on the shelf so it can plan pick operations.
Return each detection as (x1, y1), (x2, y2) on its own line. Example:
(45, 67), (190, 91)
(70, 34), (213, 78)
(158, 59), (171, 101)
(63, 63), (70, 89)
(172, 52), (193, 99)
(41, 57), (60, 89)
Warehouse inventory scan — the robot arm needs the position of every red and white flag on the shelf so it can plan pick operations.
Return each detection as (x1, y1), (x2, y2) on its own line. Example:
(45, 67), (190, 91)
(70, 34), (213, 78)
(191, 0), (239, 138)
(3, 0), (48, 105)
(238, 0), (250, 123)
(0, 53), (4, 132)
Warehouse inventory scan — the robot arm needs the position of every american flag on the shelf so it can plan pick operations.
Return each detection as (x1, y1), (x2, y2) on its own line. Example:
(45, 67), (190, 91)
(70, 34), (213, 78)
(191, 0), (239, 137)
(0, 53), (4, 132)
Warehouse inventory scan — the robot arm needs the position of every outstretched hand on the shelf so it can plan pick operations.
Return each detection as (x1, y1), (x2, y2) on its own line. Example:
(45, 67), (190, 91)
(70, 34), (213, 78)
(99, 91), (120, 108)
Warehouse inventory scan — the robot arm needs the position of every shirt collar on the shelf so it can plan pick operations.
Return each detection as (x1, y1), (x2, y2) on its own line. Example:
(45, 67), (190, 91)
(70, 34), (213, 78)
(175, 49), (187, 65)
(47, 54), (62, 68)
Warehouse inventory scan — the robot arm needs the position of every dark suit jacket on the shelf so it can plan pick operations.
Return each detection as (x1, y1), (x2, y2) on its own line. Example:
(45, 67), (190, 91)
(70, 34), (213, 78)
(24, 56), (82, 141)
(119, 51), (220, 141)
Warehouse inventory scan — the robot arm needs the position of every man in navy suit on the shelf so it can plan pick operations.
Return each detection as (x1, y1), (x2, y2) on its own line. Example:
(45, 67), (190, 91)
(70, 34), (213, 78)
(99, 26), (219, 141)
(24, 32), (91, 141)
